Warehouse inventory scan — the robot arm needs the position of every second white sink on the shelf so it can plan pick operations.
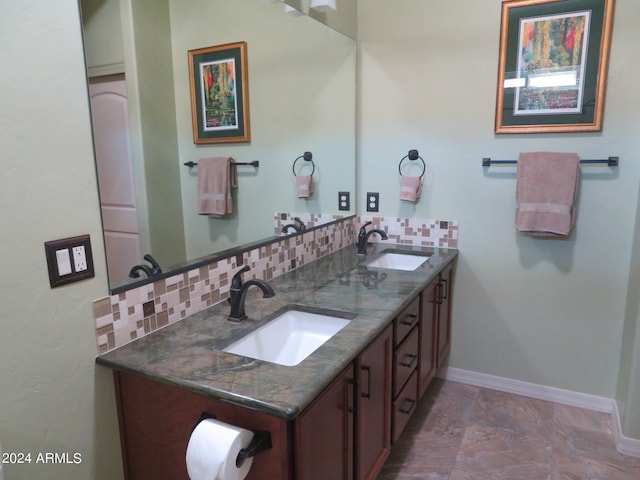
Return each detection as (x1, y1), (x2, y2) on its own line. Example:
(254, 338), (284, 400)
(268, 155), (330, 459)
(363, 252), (429, 271)
(224, 306), (353, 366)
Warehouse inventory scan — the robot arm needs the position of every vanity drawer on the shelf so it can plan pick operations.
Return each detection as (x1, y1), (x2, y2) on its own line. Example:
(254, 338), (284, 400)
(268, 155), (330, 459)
(393, 296), (420, 346)
(392, 369), (418, 444)
(393, 326), (419, 397)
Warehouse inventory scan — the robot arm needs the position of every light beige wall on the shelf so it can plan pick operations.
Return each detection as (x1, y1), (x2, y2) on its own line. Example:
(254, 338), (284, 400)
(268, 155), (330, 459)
(358, 0), (640, 400)
(0, 1), (123, 479)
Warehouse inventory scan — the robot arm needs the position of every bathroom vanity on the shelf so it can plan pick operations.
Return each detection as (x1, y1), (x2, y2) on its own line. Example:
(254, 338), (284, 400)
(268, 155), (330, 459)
(97, 244), (457, 480)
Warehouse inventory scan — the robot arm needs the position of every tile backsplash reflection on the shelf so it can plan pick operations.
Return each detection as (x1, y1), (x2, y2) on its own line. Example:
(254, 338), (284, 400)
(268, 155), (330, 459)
(93, 215), (458, 354)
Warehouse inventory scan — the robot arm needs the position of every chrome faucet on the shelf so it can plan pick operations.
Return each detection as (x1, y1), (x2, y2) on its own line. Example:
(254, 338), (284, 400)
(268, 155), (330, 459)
(356, 221), (389, 255)
(281, 216), (307, 234)
(228, 265), (276, 322)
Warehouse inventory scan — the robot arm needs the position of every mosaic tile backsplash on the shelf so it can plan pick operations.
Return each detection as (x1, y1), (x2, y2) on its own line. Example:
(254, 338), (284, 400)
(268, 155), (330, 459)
(358, 216), (459, 248)
(93, 215), (458, 353)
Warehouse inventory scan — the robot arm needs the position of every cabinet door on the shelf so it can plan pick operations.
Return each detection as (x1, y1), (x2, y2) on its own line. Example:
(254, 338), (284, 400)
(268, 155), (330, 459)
(356, 325), (392, 480)
(295, 364), (355, 480)
(437, 263), (455, 366)
(114, 371), (292, 480)
(419, 281), (438, 398)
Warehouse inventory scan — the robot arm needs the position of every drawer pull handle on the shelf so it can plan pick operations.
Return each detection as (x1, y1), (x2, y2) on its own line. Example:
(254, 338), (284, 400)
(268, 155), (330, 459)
(441, 278), (448, 300)
(347, 379), (357, 414)
(399, 398), (416, 415)
(399, 354), (417, 368)
(400, 313), (418, 327)
(361, 366), (371, 399)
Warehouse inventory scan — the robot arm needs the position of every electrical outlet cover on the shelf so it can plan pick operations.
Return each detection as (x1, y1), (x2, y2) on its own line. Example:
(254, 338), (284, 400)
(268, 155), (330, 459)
(44, 235), (95, 288)
(338, 191), (350, 211)
(366, 192), (379, 212)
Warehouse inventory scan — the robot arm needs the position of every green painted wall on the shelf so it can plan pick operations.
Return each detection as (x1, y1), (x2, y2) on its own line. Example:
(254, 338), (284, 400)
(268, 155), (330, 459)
(0, 1), (123, 478)
(170, 0), (356, 259)
(358, 0), (640, 404)
(2, 4), (640, 480)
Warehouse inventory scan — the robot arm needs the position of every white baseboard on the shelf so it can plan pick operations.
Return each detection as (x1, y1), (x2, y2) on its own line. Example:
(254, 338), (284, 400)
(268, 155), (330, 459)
(437, 366), (640, 458)
(611, 401), (640, 458)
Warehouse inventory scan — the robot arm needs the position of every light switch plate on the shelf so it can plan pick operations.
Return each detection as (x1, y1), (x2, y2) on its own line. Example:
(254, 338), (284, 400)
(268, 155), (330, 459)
(44, 235), (95, 288)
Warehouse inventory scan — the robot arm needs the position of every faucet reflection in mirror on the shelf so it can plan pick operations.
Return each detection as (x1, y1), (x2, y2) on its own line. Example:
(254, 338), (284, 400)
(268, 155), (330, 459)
(81, 0), (357, 291)
(128, 254), (163, 279)
(92, 215), (458, 354)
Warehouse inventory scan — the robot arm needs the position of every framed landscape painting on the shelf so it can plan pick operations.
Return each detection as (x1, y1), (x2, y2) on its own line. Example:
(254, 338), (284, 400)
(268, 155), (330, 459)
(188, 41), (250, 144)
(494, 0), (615, 134)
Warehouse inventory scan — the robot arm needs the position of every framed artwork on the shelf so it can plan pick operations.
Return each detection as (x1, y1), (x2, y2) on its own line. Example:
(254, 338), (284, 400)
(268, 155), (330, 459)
(188, 41), (250, 144)
(494, 0), (615, 134)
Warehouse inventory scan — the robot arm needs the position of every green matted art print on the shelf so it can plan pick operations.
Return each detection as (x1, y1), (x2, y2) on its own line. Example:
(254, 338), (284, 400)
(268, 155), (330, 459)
(188, 41), (250, 144)
(495, 0), (615, 134)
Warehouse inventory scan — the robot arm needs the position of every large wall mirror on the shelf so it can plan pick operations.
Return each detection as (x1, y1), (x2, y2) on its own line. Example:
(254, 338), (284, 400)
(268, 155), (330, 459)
(80, 0), (356, 292)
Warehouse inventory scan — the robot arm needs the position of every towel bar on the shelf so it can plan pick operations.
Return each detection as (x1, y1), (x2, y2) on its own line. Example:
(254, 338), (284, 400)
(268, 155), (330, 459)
(184, 160), (259, 168)
(482, 156), (619, 167)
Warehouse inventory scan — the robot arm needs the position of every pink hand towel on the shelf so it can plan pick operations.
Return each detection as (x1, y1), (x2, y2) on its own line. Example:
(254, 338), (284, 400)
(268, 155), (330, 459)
(400, 176), (422, 202)
(516, 152), (580, 236)
(296, 175), (313, 198)
(197, 157), (237, 216)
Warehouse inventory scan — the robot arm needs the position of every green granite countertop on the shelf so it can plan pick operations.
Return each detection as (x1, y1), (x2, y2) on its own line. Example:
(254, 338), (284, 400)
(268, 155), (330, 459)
(96, 244), (458, 420)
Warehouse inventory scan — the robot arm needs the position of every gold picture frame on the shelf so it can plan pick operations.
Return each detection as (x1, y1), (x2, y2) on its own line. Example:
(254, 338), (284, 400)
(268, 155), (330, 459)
(495, 0), (615, 134)
(188, 41), (250, 144)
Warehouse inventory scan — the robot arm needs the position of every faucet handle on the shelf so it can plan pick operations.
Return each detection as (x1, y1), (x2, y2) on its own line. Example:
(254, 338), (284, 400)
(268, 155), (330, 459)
(229, 265), (250, 304)
(231, 265), (251, 289)
(293, 217), (306, 231)
(359, 221), (372, 235)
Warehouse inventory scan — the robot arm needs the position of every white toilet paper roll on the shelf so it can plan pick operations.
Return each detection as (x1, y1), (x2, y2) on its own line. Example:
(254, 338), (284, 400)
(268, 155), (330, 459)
(186, 418), (254, 480)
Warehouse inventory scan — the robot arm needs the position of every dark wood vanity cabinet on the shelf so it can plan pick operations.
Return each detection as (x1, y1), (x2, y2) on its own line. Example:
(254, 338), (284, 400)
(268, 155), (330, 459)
(392, 296), (420, 443)
(355, 324), (392, 480)
(436, 261), (455, 366)
(295, 364), (355, 480)
(295, 324), (392, 480)
(392, 259), (458, 440)
(110, 261), (455, 480)
(113, 371), (293, 480)
(419, 280), (438, 398)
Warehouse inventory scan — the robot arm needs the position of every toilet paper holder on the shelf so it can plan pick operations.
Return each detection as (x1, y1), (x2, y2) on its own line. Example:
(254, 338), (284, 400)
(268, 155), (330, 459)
(194, 413), (272, 468)
(235, 429), (272, 468)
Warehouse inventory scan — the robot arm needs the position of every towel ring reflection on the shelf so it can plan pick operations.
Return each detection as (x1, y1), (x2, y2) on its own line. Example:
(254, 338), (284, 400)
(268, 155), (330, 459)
(398, 149), (426, 179)
(292, 151), (315, 176)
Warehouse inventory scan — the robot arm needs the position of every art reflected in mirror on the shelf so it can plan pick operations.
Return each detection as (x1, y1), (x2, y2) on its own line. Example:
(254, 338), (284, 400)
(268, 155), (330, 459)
(188, 42), (251, 144)
(80, 0), (356, 292)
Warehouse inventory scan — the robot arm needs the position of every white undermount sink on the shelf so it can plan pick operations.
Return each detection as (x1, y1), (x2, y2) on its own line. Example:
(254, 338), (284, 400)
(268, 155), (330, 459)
(224, 306), (354, 366)
(363, 252), (429, 271)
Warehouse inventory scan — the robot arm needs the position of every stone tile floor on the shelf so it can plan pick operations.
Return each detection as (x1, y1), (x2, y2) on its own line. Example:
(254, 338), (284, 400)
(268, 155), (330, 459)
(379, 379), (640, 479)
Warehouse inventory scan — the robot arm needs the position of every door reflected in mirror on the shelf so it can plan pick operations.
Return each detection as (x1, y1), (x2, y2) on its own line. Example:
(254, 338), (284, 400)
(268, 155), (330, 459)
(81, 0), (356, 291)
